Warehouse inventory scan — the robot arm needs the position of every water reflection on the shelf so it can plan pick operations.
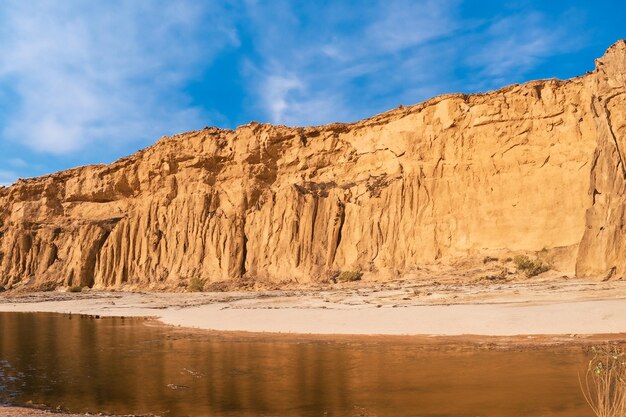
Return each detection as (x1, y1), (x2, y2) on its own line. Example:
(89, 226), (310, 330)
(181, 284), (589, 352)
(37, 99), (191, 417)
(0, 312), (589, 416)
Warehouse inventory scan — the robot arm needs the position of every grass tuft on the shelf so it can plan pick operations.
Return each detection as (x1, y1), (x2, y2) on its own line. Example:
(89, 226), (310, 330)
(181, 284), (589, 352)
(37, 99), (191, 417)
(188, 276), (206, 292)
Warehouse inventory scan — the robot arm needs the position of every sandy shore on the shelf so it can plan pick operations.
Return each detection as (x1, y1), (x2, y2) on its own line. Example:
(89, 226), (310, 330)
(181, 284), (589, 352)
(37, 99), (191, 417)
(3, 275), (626, 337)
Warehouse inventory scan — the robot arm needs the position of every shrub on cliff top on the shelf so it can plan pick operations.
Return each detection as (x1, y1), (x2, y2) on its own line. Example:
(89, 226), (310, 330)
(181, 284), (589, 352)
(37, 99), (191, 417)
(513, 255), (549, 277)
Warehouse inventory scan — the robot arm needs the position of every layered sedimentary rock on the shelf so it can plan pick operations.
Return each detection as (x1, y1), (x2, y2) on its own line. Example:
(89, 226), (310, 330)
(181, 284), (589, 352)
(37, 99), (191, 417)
(0, 41), (625, 290)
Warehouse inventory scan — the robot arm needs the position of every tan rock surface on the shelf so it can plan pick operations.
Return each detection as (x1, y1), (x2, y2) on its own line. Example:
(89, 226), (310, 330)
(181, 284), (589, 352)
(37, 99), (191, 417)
(0, 41), (625, 291)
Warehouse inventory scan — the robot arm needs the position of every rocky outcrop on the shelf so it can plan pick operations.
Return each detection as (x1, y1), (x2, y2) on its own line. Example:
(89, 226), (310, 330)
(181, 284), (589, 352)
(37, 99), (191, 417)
(576, 41), (626, 278)
(0, 41), (625, 290)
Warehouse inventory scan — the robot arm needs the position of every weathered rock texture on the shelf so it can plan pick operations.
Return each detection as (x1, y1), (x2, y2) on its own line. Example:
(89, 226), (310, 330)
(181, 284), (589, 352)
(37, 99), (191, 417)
(1, 41), (625, 290)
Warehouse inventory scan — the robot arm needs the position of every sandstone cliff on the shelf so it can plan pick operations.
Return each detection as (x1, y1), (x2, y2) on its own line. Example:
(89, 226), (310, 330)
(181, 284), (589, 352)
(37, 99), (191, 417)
(1, 41), (625, 290)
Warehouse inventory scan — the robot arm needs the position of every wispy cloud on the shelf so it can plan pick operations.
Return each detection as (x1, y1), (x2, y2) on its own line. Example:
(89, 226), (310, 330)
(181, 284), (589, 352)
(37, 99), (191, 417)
(366, 0), (460, 52)
(242, 0), (462, 126)
(7, 157), (28, 168)
(242, 1), (585, 126)
(0, 169), (18, 187)
(0, 0), (239, 155)
(261, 74), (304, 123)
(465, 10), (587, 86)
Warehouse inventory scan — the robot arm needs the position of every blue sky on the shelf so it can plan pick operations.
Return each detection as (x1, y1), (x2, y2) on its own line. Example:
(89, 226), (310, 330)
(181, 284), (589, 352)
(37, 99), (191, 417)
(0, 0), (624, 185)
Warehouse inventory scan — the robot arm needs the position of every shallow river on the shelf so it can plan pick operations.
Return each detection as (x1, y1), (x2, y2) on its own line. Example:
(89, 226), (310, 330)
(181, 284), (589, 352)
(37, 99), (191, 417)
(0, 312), (592, 416)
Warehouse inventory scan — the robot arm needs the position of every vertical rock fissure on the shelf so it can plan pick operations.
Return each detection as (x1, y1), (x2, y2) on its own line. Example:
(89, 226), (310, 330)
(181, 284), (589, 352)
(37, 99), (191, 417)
(336, 205), (345, 248)
(81, 229), (111, 288)
(600, 98), (626, 178)
(310, 197), (319, 243)
(240, 222), (248, 277)
(333, 201), (346, 264)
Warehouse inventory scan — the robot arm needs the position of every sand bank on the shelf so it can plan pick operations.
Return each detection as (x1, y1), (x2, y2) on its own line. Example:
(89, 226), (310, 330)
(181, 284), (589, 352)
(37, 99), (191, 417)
(2, 277), (626, 337)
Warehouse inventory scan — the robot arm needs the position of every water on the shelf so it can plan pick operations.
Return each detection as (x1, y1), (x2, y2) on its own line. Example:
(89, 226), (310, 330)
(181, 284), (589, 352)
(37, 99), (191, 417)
(0, 312), (591, 416)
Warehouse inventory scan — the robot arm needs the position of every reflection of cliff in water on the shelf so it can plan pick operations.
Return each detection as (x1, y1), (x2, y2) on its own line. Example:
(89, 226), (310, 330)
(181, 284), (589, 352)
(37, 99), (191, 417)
(0, 312), (590, 417)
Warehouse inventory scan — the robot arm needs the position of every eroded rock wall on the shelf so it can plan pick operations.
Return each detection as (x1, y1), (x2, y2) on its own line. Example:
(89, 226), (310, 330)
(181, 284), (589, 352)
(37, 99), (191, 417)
(0, 41), (625, 290)
(576, 41), (626, 278)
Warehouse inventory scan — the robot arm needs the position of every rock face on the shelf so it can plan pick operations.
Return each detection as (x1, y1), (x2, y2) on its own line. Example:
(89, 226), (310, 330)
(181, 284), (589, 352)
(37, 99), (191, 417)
(0, 41), (625, 290)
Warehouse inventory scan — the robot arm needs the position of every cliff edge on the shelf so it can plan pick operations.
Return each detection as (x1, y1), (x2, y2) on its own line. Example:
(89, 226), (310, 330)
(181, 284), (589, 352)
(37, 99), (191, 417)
(1, 41), (625, 290)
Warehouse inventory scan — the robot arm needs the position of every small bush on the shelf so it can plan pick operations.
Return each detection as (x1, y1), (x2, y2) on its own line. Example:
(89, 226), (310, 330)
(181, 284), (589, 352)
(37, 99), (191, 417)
(68, 286), (83, 293)
(188, 277), (206, 292)
(336, 271), (362, 283)
(513, 255), (549, 277)
(513, 255), (533, 269)
(35, 281), (58, 292)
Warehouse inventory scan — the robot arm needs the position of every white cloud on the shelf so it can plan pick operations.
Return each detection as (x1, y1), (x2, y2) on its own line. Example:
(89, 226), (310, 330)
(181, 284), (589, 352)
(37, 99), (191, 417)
(0, 0), (239, 155)
(262, 74), (304, 123)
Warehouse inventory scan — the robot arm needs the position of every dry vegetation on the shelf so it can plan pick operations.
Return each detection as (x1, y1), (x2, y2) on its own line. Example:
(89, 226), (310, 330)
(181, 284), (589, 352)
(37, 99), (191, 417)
(187, 277), (206, 292)
(513, 255), (549, 277)
(336, 271), (363, 283)
(581, 345), (626, 417)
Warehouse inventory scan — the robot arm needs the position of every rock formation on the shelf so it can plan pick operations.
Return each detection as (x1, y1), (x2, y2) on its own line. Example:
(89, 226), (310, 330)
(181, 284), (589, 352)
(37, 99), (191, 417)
(1, 41), (625, 290)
